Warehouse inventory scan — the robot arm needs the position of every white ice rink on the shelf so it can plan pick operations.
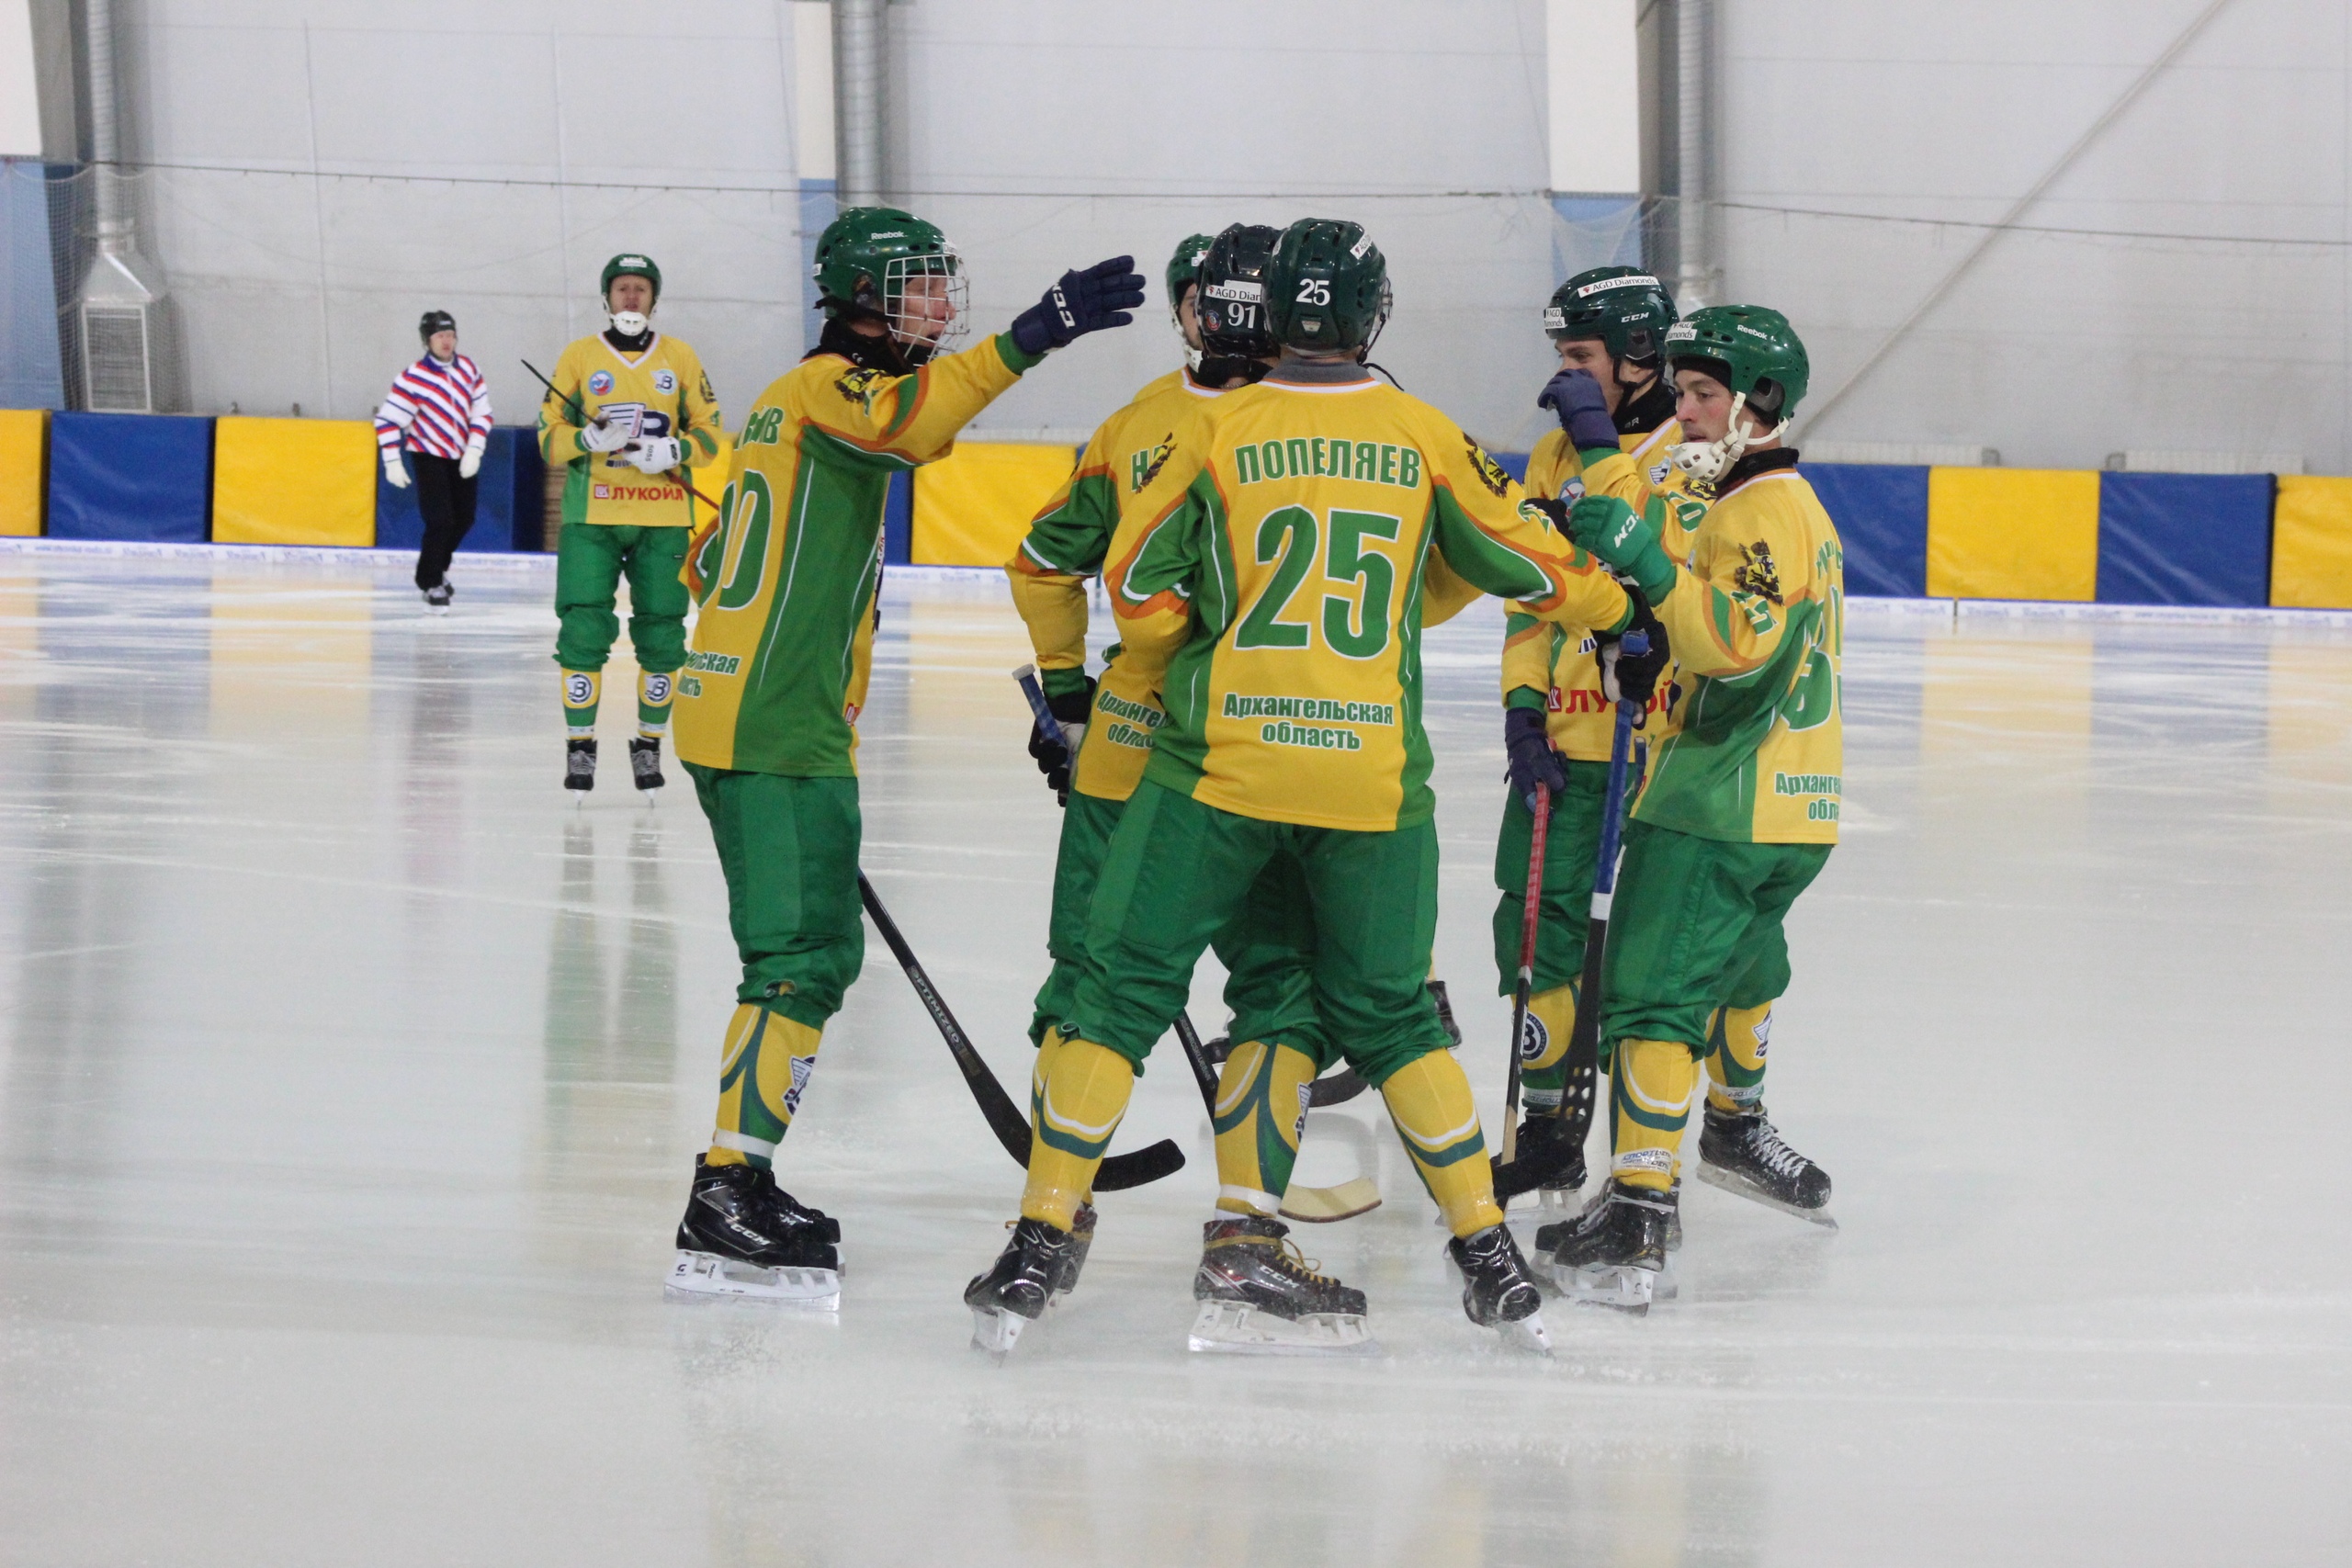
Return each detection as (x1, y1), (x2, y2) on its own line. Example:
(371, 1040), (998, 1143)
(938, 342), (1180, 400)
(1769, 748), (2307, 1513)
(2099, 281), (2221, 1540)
(1, 547), (2347, 1565)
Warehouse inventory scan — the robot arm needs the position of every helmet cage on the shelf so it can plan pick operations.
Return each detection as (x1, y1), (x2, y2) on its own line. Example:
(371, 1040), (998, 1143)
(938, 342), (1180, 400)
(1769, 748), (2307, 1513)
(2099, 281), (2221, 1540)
(874, 246), (969, 366)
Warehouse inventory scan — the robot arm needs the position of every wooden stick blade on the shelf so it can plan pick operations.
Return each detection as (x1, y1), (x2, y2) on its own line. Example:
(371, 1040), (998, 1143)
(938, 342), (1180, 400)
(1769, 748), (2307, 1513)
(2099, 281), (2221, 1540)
(1279, 1178), (1383, 1224)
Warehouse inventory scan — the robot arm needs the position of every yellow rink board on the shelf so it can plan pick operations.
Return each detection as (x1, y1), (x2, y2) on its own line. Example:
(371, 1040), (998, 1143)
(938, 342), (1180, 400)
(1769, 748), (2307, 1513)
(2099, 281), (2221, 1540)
(1927, 468), (2100, 602)
(2269, 475), (2352, 609)
(911, 442), (1077, 568)
(0, 409), (45, 536)
(212, 416), (378, 547)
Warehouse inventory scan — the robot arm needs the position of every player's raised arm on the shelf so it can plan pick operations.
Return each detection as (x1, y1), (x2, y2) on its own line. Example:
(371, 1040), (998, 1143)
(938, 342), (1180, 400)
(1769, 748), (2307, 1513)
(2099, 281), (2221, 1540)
(1420, 437), (1633, 639)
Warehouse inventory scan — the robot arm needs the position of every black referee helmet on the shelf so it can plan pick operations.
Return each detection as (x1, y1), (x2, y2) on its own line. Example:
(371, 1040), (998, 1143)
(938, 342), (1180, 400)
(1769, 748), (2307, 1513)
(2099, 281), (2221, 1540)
(418, 310), (457, 343)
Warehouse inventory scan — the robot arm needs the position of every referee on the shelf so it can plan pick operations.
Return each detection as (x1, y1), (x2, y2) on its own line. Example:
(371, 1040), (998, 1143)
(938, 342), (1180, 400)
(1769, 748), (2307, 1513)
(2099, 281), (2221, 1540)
(376, 310), (492, 613)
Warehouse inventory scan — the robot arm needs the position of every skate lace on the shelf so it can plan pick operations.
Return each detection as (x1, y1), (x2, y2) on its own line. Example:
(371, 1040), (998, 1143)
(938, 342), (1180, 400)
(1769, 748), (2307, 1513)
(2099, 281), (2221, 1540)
(1747, 1118), (1808, 1179)
(1211, 1230), (1338, 1288)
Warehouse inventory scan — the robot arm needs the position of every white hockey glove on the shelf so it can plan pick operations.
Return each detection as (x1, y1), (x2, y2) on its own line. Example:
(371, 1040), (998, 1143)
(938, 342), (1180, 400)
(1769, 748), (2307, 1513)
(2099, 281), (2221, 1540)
(626, 436), (684, 474)
(381, 449), (410, 489)
(458, 435), (485, 479)
(580, 418), (632, 454)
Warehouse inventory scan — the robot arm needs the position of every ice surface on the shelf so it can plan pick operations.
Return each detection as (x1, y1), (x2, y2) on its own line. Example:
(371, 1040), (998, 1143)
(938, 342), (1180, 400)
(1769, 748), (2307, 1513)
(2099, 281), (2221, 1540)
(1, 553), (2348, 1565)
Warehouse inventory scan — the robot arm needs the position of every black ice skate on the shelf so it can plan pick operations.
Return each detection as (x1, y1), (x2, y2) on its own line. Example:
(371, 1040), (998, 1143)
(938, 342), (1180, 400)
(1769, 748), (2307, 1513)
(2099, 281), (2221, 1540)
(423, 582), (452, 615)
(667, 1156), (842, 1307)
(1051, 1201), (1098, 1301)
(629, 736), (665, 792)
(1188, 1214), (1375, 1356)
(565, 737), (597, 792)
(1510, 1112), (1588, 1214)
(964, 1216), (1070, 1358)
(1447, 1224), (1551, 1351)
(1535, 1179), (1672, 1314)
(1697, 1103), (1836, 1229)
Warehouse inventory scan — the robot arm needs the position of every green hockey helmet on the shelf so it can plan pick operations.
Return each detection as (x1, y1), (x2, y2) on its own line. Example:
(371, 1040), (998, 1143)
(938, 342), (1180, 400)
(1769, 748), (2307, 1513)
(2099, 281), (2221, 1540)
(1265, 219), (1390, 355)
(601, 253), (662, 304)
(1167, 232), (1216, 317)
(1195, 223), (1281, 371)
(811, 206), (968, 364)
(1545, 266), (1676, 365)
(1665, 304), (1810, 421)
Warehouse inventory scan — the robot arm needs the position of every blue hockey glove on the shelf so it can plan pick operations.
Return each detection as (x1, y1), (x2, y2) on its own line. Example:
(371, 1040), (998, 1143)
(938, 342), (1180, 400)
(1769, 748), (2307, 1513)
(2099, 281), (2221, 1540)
(1026, 674), (1096, 801)
(1537, 368), (1619, 453)
(1011, 257), (1148, 356)
(1504, 704), (1566, 816)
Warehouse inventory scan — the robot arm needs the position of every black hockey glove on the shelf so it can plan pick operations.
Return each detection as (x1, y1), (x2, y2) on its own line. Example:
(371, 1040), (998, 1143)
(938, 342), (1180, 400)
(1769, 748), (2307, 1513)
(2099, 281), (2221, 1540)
(1596, 593), (1671, 716)
(1537, 367), (1619, 452)
(1504, 704), (1566, 815)
(1026, 675), (1096, 801)
(1011, 257), (1148, 355)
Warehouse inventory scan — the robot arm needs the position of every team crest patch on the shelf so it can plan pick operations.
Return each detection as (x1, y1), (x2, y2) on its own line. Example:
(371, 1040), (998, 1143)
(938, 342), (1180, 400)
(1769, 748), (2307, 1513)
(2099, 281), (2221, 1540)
(1132, 432), (1176, 492)
(563, 672), (595, 707)
(587, 370), (614, 396)
(1464, 434), (1511, 497)
(1649, 462), (1673, 486)
(1735, 540), (1782, 604)
(1557, 476), (1587, 504)
(654, 369), (677, 394)
(835, 367), (888, 412)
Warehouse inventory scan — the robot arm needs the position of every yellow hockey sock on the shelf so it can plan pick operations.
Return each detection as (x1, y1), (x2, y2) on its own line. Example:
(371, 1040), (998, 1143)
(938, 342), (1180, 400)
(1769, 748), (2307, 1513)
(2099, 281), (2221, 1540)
(638, 669), (674, 738)
(1211, 1039), (1319, 1216)
(1705, 1002), (1773, 1115)
(707, 1004), (823, 1170)
(561, 668), (601, 735)
(1381, 1051), (1504, 1238)
(1517, 983), (1579, 1110)
(1611, 1037), (1699, 1191)
(1023, 1036), (1136, 1231)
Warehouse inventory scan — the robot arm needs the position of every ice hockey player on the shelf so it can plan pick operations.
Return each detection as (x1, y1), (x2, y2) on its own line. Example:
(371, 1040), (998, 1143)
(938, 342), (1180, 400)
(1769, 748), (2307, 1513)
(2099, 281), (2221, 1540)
(1536, 305), (1842, 1311)
(537, 254), (723, 793)
(1496, 267), (1692, 1210)
(662, 207), (1145, 1305)
(966, 217), (1654, 1357)
(1007, 224), (1399, 1346)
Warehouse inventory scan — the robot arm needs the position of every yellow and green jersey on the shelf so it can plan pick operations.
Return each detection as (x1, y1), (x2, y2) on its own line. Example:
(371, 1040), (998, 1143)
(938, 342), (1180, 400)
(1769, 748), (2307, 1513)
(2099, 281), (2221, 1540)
(1635, 449), (1844, 844)
(537, 333), (724, 528)
(1105, 369), (1634, 833)
(1503, 418), (1703, 761)
(1006, 367), (1223, 803)
(673, 332), (1045, 776)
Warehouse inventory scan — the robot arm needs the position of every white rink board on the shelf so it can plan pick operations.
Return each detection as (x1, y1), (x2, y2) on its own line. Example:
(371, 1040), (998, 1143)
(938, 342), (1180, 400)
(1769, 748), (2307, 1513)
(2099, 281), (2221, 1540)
(0, 555), (2346, 1565)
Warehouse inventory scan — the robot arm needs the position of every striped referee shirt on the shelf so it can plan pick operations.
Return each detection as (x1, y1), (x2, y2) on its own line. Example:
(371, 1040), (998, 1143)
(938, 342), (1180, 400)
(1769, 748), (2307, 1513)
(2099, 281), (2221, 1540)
(375, 354), (492, 460)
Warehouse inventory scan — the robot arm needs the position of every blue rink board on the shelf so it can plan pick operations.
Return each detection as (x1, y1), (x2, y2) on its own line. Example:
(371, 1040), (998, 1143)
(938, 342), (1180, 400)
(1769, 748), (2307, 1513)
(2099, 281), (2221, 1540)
(45, 412), (214, 543)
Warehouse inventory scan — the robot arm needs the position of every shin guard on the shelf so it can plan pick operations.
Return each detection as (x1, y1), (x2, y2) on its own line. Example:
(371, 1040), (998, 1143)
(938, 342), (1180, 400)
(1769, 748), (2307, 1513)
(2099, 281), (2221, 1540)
(1211, 1040), (1319, 1217)
(1023, 1037), (1136, 1231)
(1380, 1052), (1504, 1238)
(1611, 1038), (1699, 1192)
(638, 669), (674, 739)
(1705, 1002), (1773, 1115)
(707, 1004), (823, 1170)
(1515, 984), (1579, 1111)
(561, 668), (602, 736)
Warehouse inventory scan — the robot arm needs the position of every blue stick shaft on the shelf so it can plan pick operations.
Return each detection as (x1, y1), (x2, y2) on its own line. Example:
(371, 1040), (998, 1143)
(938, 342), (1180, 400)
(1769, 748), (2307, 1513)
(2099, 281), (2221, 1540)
(1013, 665), (1067, 749)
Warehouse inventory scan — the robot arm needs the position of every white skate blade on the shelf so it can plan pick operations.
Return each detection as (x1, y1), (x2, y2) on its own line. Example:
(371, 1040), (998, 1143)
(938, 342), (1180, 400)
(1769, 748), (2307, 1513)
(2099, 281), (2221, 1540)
(1654, 1258), (1679, 1303)
(1694, 1162), (1839, 1230)
(1279, 1177), (1383, 1224)
(665, 1250), (841, 1309)
(1187, 1300), (1381, 1357)
(1534, 1181), (1588, 1218)
(1551, 1260), (1656, 1314)
(968, 1304), (1031, 1360)
(1492, 1310), (1553, 1355)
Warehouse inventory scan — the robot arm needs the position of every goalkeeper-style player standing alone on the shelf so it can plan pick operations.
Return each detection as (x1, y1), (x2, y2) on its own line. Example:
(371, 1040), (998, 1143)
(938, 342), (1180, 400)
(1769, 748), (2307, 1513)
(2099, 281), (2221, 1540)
(1537, 305), (1842, 1309)
(966, 218), (1645, 1356)
(537, 254), (723, 793)
(662, 207), (1145, 1304)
